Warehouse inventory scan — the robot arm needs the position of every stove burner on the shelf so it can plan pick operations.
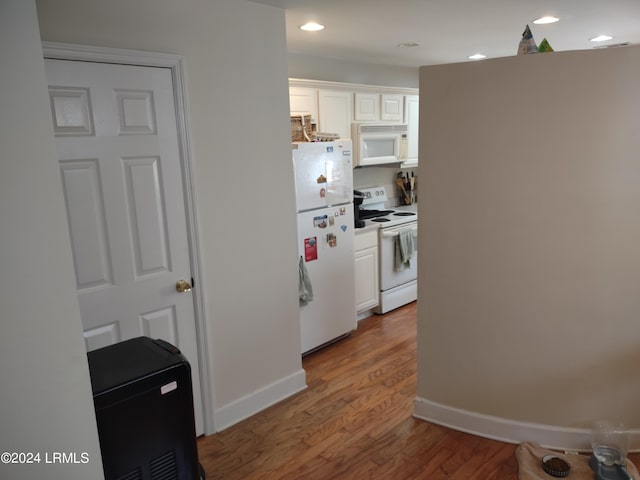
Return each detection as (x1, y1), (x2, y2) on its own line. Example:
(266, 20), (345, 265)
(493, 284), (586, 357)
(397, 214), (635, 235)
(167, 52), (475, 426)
(359, 209), (393, 220)
(393, 212), (416, 216)
(371, 218), (391, 222)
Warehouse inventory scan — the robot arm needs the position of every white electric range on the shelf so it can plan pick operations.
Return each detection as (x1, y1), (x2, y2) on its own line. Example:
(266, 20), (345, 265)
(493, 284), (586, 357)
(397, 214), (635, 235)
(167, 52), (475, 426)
(356, 186), (417, 228)
(355, 186), (418, 314)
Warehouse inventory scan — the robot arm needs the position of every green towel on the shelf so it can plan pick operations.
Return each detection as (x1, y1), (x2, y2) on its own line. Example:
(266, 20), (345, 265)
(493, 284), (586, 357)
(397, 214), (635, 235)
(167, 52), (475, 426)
(394, 229), (416, 271)
(299, 256), (313, 305)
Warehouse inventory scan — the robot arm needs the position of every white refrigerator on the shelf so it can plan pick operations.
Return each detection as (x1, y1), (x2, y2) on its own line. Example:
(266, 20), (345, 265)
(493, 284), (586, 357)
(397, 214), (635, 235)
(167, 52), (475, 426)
(293, 140), (356, 355)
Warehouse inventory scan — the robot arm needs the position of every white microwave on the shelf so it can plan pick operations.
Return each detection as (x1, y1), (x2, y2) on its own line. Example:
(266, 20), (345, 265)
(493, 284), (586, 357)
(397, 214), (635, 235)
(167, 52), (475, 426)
(352, 123), (408, 167)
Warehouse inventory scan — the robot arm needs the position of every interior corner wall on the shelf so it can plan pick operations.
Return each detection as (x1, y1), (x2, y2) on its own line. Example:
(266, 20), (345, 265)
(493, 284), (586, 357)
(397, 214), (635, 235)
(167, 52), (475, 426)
(416, 45), (640, 448)
(0, 1), (104, 478)
(36, 0), (305, 431)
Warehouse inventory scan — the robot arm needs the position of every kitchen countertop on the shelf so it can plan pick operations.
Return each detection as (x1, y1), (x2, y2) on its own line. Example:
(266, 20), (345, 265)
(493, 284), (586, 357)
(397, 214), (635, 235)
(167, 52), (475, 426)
(392, 203), (418, 215)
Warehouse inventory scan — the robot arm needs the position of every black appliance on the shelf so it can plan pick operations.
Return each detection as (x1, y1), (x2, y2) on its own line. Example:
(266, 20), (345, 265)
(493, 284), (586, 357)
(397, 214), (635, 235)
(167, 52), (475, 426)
(87, 337), (205, 480)
(353, 190), (366, 228)
(353, 189), (399, 228)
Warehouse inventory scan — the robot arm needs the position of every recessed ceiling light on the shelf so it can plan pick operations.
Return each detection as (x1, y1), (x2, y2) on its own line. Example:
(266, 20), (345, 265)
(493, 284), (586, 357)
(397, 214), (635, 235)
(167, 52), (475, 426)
(590, 34), (614, 42)
(533, 16), (560, 25)
(468, 53), (487, 60)
(299, 22), (325, 32)
(397, 42), (421, 48)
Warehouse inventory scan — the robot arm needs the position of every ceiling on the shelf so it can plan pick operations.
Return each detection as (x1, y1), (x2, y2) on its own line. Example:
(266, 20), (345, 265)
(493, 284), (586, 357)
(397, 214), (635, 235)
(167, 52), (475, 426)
(249, 0), (640, 68)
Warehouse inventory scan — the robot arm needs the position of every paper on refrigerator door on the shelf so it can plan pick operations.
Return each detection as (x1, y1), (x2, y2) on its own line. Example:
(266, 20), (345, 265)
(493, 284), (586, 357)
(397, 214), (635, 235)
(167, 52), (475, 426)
(304, 237), (318, 261)
(325, 146), (353, 206)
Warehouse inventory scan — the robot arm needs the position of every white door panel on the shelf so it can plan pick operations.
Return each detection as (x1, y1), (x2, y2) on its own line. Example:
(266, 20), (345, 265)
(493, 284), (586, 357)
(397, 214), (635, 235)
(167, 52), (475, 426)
(46, 59), (204, 435)
(59, 159), (112, 289)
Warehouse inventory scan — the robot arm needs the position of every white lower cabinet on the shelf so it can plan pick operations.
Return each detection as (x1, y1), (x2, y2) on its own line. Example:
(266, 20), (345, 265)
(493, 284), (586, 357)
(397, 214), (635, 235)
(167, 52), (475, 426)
(355, 229), (379, 313)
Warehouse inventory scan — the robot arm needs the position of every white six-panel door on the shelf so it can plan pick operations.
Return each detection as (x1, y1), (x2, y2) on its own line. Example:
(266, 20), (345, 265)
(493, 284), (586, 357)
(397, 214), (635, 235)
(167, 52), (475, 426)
(45, 59), (203, 434)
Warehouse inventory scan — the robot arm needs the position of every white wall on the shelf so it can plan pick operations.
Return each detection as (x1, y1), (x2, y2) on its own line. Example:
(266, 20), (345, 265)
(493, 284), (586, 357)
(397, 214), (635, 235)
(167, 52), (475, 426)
(416, 45), (640, 449)
(353, 165), (419, 209)
(36, 0), (305, 431)
(289, 52), (419, 88)
(0, 1), (104, 478)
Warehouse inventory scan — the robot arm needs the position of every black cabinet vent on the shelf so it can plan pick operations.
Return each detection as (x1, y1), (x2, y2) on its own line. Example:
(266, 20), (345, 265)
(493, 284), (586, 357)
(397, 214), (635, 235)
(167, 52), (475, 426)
(117, 468), (142, 480)
(150, 450), (178, 480)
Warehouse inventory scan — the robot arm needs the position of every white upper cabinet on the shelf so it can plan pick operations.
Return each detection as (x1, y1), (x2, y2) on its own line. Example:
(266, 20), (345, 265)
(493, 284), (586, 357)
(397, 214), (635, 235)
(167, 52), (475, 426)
(403, 94), (419, 167)
(354, 93), (380, 121)
(288, 80), (418, 150)
(289, 87), (318, 122)
(381, 94), (404, 122)
(318, 89), (353, 139)
(355, 93), (404, 123)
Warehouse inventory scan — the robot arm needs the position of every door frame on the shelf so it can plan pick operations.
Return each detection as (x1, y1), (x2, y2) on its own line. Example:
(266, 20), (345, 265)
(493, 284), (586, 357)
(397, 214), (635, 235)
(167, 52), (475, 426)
(42, 41), (215, 435)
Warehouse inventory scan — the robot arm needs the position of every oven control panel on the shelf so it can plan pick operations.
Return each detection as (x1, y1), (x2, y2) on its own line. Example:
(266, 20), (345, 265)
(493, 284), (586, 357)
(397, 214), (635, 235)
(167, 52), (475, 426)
(358, 187), (388, 207)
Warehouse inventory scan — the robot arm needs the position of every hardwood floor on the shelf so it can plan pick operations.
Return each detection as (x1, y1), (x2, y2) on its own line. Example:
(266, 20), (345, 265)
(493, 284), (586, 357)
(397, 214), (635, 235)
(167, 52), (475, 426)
(197, 302), (516, 479)
(196, 302), (638, 479)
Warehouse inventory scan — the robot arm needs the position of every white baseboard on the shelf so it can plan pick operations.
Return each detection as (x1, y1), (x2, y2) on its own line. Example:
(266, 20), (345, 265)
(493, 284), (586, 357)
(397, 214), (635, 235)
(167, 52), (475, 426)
(214, 369), (307, 431)
(414, 396), (640, 452)
(357, 309), (376, 321)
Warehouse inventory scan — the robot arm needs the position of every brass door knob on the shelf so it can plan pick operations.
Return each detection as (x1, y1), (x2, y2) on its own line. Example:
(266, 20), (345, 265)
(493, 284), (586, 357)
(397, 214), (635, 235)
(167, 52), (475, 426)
(176, 279), (192, 293)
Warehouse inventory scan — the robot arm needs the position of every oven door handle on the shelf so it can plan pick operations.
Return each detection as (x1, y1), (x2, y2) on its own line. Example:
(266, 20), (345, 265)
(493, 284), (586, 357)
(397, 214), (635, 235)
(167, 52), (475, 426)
(380, 226), (418, 238)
